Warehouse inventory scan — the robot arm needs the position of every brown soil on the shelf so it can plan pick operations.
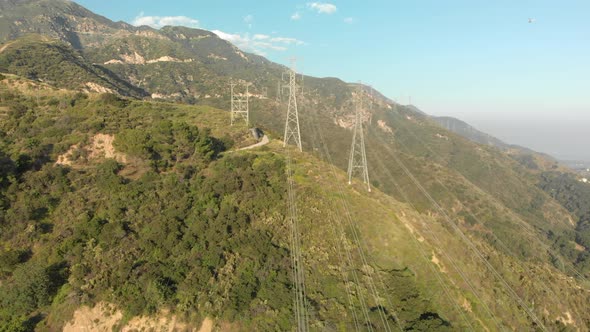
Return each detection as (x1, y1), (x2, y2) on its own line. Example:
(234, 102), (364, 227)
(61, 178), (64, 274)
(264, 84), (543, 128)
(197, 317), (213, 332)
(431, 251), (448, 273)
(56, 133), (127, 166)
(64, 302), (206, 331)
(63, 302), (122, 332)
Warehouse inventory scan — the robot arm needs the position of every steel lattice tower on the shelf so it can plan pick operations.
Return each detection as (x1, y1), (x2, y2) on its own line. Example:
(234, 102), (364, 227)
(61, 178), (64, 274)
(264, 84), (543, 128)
(283, 60), (302, 151)
(348, 84), (371, 192)
(230, 80), (249, 126)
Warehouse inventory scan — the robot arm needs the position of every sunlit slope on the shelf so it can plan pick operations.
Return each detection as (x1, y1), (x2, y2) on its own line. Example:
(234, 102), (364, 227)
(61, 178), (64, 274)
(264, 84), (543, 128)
(0, 80), (468, 331)
(0, 0), (364, 106)
(263, 137), (589, 330)
(370, 105), (588, 270)
(0, 0), (588, 328)
(1, 76), (589, 331)
(253, 92), (589, 278)
(251, 95), (590, 330)
(0, 79), (458, 331)
(0, 35), (148, 98)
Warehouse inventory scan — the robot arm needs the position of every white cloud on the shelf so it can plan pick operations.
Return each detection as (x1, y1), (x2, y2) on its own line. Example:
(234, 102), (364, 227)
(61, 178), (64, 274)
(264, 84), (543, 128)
(343, 17), (355, 24)
(270, 37), (304, 45)
(212, 30), (304, 56)
(307, 2), (337, 14)
(212, 30), (241, 43)
(291, 12), (302, 20)
(133, 12), (199, 29)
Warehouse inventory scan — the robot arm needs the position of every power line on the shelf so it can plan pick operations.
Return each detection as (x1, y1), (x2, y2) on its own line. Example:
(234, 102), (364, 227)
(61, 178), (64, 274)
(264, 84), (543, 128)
(391, 116), (589, 321)
(282, 65), (308, 330)
(285, 148), (309, 332)
(370, 126), (547, 331)
(393, 104), (590, 285)
(371, 138), (507, 330)
(305, 107), (367, 331)
(310, 106), (400, 331)
(283, 59), (302, 151)
(348, 83), (371, 192)
(368, 147), (484, 331)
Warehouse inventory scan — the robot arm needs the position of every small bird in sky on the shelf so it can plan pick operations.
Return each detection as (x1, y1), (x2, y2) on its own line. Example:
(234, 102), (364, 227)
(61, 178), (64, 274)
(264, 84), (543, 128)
(528, 18), (536, 23)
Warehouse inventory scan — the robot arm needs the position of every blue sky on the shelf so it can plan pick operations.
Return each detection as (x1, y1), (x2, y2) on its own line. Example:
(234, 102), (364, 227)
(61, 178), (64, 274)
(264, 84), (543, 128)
(75, 0), (590, 160)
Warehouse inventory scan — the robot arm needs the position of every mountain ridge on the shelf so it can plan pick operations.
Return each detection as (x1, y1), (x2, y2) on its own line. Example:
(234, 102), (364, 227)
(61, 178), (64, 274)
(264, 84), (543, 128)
(0, 1), (589, 330)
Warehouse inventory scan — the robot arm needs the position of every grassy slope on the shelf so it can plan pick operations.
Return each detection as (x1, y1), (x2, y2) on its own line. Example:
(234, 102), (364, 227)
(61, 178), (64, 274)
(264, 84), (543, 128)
(252, 94), (590, 329)
(264, 140), (589, 330)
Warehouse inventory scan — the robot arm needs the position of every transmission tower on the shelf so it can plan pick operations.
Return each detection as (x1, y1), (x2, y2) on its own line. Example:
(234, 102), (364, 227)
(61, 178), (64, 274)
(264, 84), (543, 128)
(230, 80), (249, 126)
(277, 72), (291, 102)
(283, 59), (302, 151)
(348, 84), (371, 192)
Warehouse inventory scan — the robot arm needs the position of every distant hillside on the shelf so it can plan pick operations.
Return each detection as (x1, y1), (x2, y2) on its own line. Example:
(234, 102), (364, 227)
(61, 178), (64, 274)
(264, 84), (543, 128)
(431, 116), (509, 148)
(431, 115), (561, 171)
(0, 0), (382, 109)
(0, 0), (135, 49)
(0, 35), (148, 97)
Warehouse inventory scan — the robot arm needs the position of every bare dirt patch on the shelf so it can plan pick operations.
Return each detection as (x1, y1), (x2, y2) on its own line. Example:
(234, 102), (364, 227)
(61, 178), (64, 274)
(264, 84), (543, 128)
(123, 310), (193, 331)
(377, 120), (392, 133)
(55, 144), (80, 166)
(557, 311), (575, 327)
(84, 82), (116, 94)
(63, 302), (122, 332)
(574, 242), (586, 252)
(89, 133), (126, 162)
(461, 297), (473, 313)
(64, 302), (201, 331)
(198, 317), (214, 332)
(56, 133), (127, 166)
(431, 251), (447, 273)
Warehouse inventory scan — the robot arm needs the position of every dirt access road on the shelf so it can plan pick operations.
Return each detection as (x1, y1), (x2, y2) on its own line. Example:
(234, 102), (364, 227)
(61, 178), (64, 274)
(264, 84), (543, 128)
(237, 135), (269, 151)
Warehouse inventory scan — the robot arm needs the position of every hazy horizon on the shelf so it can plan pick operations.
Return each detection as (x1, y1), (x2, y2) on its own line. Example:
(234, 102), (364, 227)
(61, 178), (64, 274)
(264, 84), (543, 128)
(423, 103), (590, 162)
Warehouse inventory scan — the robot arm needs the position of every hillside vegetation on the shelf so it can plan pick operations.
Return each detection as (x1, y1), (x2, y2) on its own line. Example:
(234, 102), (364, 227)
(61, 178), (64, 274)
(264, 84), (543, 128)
(0, 35), (147, 98)
(0, 0), (589, 330)
(0, 77), (589, 331)
(0, 79), (460, 331)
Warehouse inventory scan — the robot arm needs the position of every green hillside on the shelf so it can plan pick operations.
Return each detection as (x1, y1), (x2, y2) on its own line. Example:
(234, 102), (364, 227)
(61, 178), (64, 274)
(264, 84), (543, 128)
(0, 79), (460, 331)
(0, 35), (147, 98)
(0, 0), (589, 331)
(251, 88), (590, 277)
(0, 75), (589, 331)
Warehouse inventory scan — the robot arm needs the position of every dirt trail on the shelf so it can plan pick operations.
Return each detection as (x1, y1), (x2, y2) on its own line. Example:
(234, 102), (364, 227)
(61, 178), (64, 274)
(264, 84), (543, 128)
(238, 135), (269, 151)
(0, 41), (15, 54)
